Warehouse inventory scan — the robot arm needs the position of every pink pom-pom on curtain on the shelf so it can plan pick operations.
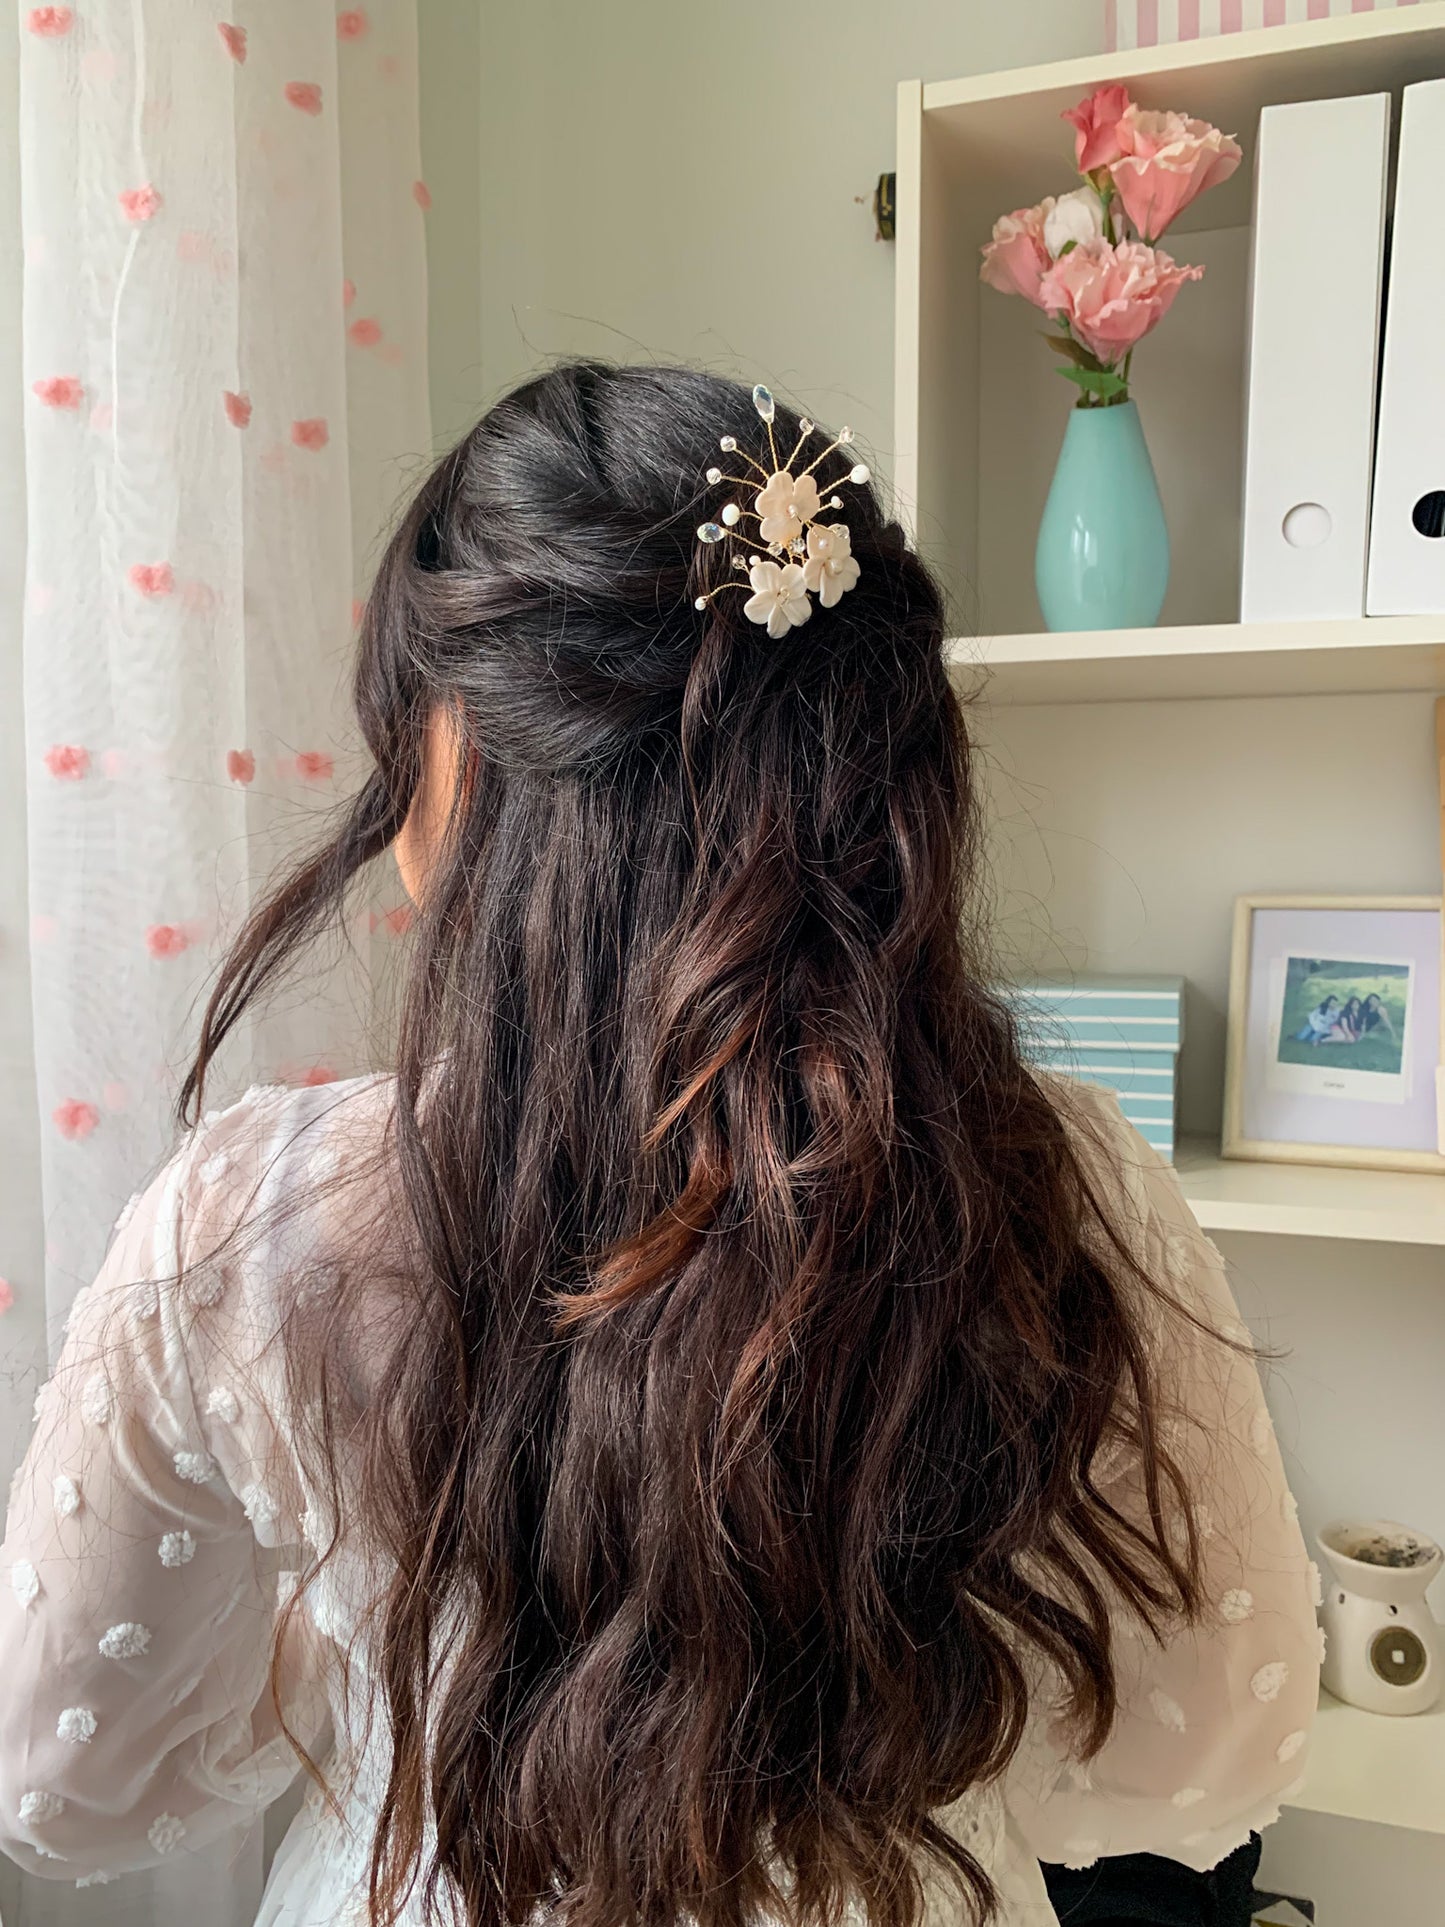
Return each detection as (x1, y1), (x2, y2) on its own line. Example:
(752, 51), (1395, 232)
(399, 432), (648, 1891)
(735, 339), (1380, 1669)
(223, 389), (252, 427)
(145, 924), (190, 960)
(295, 750), (334, 781)
(226, 749), (256, 784)
(33, 376), (83, 409)
(290, 418), (329, 451)
(342, 278), (357, 307)
(26, 8), (73, 36)
(412, 180), (431, 210)
(44, 744), (90, 780)
(218, 22), (247, 63)
(0, 1278), (14, 1316)
(347, 317), (382, 347)
(118, 185), (162, 225)
(284, 81), (323, 116)
(337, 9), (369, 38)
(128, 561), (175, 598)
(53, 1100), (99, 1142)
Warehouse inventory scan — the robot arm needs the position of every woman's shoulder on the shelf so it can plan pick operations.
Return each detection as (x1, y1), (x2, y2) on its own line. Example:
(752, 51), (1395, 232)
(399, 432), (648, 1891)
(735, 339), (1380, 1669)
(103, 1071), (400, 1302)
(191, 1069), (396, 1178)
(1036, 1069), (1159, 1214)
(1033, 1070), (1229, 1311)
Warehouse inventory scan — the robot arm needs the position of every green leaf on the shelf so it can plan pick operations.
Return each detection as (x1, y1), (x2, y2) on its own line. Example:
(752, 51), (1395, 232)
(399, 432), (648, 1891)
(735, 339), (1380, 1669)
(1056, 364), (1129, 401)
(1043, 333), (1101, 370)
(1056, 238), (1078, 257)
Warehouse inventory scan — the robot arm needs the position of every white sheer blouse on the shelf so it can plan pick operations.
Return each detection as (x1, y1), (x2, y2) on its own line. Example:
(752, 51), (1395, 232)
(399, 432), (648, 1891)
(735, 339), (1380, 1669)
(0, 1074), (1321, 1925)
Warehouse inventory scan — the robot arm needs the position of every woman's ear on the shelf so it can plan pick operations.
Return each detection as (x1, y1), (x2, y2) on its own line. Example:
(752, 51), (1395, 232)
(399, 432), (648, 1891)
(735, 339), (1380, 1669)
(395, 701), (465, 904)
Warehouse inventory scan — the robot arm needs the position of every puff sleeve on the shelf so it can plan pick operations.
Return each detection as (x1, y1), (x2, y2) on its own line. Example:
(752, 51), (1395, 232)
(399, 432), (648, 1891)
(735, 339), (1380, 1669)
(0, 1107), (330, 1888)
(1003, 1088), (1321, 1874)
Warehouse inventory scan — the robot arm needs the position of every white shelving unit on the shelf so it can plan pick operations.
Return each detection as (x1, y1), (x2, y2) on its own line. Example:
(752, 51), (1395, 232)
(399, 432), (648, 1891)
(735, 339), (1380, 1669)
(1289, 1691), (1445, 1836)
(895, 8), (1445, 1878)
(1176, 1139), (1445, 1247)
(951, 616), (1445, 708)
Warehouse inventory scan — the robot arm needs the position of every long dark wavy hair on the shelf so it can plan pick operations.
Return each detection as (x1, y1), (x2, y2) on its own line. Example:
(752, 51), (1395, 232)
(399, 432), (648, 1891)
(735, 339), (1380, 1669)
(182, 363), (1204, 1927)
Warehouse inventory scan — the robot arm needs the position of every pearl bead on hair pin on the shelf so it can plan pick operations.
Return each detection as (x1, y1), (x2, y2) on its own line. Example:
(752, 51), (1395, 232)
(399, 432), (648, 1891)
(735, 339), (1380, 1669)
(693, 383), (868, 638)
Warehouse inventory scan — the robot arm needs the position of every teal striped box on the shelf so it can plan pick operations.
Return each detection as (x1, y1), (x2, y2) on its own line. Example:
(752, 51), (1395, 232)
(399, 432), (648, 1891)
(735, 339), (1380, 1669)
(1008, 976), (1184, 1163)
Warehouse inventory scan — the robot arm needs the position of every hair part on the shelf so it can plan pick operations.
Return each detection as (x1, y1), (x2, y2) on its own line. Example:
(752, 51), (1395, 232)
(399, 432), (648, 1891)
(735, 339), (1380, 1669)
(184, 362), (1205, 1927)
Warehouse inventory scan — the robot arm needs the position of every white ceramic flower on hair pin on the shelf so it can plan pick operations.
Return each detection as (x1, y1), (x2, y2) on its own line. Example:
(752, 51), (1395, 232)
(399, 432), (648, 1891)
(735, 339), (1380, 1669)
(694, 384), (871, 634)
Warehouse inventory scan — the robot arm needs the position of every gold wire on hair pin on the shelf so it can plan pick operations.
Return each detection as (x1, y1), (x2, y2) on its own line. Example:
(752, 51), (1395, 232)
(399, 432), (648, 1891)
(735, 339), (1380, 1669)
(693, 384), (869, 638)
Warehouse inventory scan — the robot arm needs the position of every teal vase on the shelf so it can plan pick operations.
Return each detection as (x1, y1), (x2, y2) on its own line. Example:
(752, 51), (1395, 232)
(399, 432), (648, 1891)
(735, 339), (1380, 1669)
(1034, 399), (1169, 632)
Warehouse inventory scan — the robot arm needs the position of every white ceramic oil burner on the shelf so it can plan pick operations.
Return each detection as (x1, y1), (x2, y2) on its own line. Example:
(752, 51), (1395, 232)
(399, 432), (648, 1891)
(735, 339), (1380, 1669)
(1317, 1519), (1443, 1717)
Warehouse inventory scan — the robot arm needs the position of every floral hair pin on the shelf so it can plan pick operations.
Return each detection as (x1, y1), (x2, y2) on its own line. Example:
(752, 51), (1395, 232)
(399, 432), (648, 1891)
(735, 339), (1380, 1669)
(693, 384), (870, 638)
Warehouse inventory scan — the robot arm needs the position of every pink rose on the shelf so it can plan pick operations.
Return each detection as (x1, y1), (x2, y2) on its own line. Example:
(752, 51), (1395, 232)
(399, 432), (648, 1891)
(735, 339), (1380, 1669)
(1038, 238), (1204, 367)
(979, 199), (1055, 308)
(1063, 84), (1134, 174)
(1110, 105), (1242, 241)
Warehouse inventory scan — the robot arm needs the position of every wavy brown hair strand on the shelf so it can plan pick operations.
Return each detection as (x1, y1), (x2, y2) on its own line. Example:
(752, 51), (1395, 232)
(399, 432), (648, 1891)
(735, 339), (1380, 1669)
(183, 363), (1205, 1927)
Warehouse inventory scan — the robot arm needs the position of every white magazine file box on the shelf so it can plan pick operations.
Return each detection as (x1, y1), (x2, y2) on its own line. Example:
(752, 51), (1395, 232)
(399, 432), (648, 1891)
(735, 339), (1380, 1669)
(1368, 79), (1445, 616)
(1240, 93), (1389, 623)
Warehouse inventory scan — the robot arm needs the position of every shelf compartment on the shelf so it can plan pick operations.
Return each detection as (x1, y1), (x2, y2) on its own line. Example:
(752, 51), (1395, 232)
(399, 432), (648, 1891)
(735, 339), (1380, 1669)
(1175, 1138), (1445, 1247)
(895, 6), (1445, 642)
(949, 616), (1445, 706)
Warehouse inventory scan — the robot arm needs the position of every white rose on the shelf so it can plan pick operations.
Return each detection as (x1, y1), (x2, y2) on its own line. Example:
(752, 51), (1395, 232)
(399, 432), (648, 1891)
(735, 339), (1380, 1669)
(1043, 186), (1106, 260)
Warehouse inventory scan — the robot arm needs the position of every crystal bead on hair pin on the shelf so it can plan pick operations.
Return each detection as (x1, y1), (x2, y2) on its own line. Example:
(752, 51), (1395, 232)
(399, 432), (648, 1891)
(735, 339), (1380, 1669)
(692, 381), (869, 637)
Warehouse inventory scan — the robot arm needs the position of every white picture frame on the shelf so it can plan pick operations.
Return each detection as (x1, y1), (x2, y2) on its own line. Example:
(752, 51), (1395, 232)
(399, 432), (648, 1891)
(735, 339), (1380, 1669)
(1223, 894), (1445, 1174)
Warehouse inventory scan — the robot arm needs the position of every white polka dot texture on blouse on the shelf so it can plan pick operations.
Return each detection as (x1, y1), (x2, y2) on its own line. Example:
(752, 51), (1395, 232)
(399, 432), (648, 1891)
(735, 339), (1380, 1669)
(205, 1384), (241, 1425)
(1148, 1688), (1187, 1733)
(241, 1484), (279, 1531)
(159, 1529), (196, 1567)
(127, 1281), (161, 1328)
(56, 1706), (97, 1744)
(1250, 1661), (1289, 1703)
(18, 1790), (65, 1825)
(98, 1621), (151, 1660)
(148, 1813), (186, 1855)
(185, 1267), (227, 1310)
(173, 1448), (216, 1485)
(53, 1474), (81, 1518)
(80, 1374), (115, 1427)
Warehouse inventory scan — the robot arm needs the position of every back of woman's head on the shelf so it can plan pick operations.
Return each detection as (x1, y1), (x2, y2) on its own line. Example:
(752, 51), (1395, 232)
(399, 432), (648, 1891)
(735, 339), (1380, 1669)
(186, 362), (1201, 1927)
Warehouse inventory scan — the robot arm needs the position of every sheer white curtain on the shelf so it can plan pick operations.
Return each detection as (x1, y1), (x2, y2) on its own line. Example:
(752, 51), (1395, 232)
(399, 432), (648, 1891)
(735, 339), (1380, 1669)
(5, 2), (431, 1921)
